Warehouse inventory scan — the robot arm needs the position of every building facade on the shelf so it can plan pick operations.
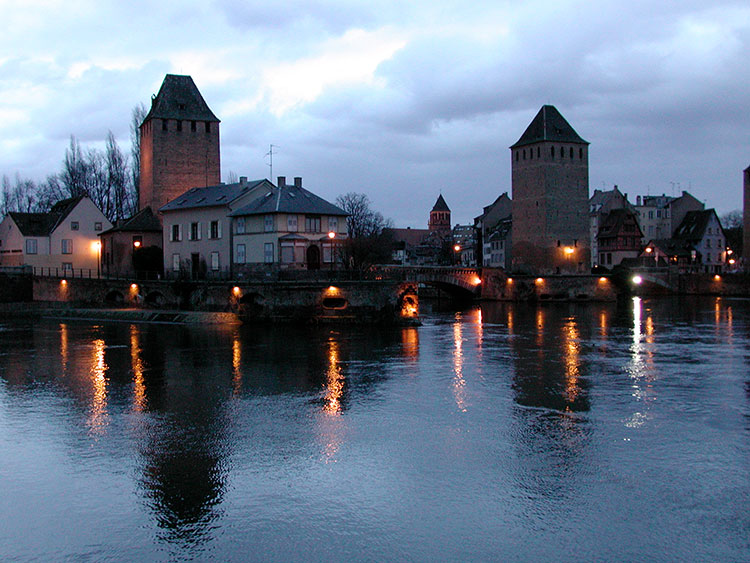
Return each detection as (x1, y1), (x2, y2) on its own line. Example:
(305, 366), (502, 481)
(673, 209), (727, 273)
(589, 186), (632, 268)
(596, 208), (643, 268)
(510, 105), (590, 274)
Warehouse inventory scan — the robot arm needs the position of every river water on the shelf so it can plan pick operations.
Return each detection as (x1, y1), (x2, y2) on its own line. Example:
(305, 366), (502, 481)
(1, 297), (749, 561)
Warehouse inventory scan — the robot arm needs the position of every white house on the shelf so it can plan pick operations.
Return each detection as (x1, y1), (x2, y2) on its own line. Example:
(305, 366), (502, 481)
(0, 196), (112, 274)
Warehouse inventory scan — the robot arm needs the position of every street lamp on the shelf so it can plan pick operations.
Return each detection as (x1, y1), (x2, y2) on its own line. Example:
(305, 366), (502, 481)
(91, 241), (101, 278)
(328, 231), (336, 271)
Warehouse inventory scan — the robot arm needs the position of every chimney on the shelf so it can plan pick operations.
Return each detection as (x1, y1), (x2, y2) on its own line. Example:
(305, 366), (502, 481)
(637, 195), (642, 206)
(277, 176), (285, 187)
(294, 177), (302, 188)
(239, 176), (247, 185)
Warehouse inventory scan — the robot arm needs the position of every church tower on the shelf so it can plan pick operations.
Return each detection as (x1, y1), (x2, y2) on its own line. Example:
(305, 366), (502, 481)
(429, 194), (451, 236)
(139, 74), (220, 214)
(510, 105), (590, 274)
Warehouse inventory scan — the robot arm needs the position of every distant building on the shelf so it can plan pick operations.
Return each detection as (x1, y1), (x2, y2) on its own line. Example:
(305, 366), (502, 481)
(511, 105), (590, 274)
(474, 192), (512, 267)
(160, 177), (274, 278)
(452, 224), (477, 266)
(483, 216), (512, 270)
(139, 74), (221, 215)
(387, 194), (455, 265)
(672, 209), (727, 273)
(229, 177), (348, 272)
(596, 208), (643, 269)
(99, 207), (162, 278)
(589, 186), (633, 268)
(429, 195), (451, 236)
(639, 239), (696, 272)
(744, 166), (750, 271)
(634, 191), (704, 243)
(0, 197), (111, 273)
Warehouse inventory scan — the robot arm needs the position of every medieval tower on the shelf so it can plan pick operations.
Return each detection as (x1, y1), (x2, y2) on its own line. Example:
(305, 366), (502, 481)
(429, 194), (451, 236)
(139, 74), (221, 214)
(510, 105), (590, 274)
(744, 166), (749, 271)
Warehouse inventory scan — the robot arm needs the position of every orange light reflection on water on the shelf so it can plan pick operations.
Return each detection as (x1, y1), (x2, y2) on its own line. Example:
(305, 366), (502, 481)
(130, 325), (146, 412)
(452, 318), (467, 412)
(88, 338), (109, 434)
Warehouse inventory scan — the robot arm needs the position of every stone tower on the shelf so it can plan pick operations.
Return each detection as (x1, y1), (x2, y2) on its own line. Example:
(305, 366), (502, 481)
(139, 74), (221, 214)
(510, 105), (590, 274)
(429, 194), (451, 235)
(744, 166), (750, 271)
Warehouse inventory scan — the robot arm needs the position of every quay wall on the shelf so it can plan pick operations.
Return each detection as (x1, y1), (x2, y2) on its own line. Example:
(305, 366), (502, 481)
(481, 268), (617, 301)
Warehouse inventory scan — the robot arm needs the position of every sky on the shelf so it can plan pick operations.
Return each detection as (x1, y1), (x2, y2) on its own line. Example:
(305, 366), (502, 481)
(1, 0), (748, 226)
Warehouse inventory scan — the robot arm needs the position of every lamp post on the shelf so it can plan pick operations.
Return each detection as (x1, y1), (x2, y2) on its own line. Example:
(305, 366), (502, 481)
(328, 231), (336, 272)
(454, 244), (461, 266)
(92, 241), (101, 278)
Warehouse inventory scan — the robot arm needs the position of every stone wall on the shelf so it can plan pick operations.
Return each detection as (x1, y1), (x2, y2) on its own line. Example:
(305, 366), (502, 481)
(481, 268), (617, 301)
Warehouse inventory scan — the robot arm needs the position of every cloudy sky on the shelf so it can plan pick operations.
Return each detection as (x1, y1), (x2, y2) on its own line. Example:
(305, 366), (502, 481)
(1, 0), (748, 226)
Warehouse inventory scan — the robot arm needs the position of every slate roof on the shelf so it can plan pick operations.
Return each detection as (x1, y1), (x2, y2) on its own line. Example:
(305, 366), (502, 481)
(143, 74), (220, 124)
(160, 179), (270, 212)
(101, 207), (162, 234)
(511, 105), (588, 148)
(229, 184), (347, 217)
(9, 196), (84, 236)
(431, 194), (450, 212)
(597, 208), (643, 239)
(673, 209), (722, 241)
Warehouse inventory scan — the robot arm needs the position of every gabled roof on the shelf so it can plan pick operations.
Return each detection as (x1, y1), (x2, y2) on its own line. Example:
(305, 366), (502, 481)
(229, 183), (347, 217)
(673, 209), (722, 241)
(101, 207), (162, 234)
(160, 179), (270, 212)
(511, 105), (588, 148)
(9, 196), (85, 236)
(431, 194), (450, 212)
(597, 208), (643, 239)
(143, 74), (219, 124)
(647, 238), (695, 258)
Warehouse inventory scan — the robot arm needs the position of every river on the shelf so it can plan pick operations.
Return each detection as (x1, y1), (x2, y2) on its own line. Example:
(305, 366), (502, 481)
(1, 297), (749, 561)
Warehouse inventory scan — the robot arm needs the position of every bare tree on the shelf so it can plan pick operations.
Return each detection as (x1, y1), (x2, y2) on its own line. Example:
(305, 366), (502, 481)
(226, 170), (239, 184)
(106, 131), (131, 221)
(130, 103), (147, 209)
(335, 192), (393, 270)
(721, 210), (743, 230)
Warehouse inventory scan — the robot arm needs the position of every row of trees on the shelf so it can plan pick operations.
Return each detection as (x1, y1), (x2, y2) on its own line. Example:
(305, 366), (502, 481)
(0, 104), (147, 222)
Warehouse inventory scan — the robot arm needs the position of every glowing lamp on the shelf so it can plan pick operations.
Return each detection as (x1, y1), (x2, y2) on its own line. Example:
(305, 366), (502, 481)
(328, 231), (336, 239)
(645, 247), (653, 253)
(454, 245), (461, 252)
(91, 241), (101, 251)
(472, 276), (481, 286)
(599, 277), (608, 283)
(60, 279), (67, 286)
(729, 258), (736, 265)
(632, 275), (643, 285)
(564, 246), (574, 255)
(714, 275), (721, 281)
(130, 283), (138, 290)
(133, 240), (142, 248)
(506, 277), (513, 284)
(232, 286), (241, 296)
(535, 277), (544, 285)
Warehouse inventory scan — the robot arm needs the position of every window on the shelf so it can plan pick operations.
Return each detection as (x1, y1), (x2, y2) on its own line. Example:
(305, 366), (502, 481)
(569, 147), (573, 158)
(26, 239), (37, 254)
(328, 217), (338, 232)
(515, 151), (519, 161)
(561, 146), (565, 158)
(62, 262), (72, 271)
(264, 215), (274, 232)
(236, 244), (246, 264)
(171, 224), (181, 242)
(305, 216), (321, 233)
(210, 252), (219, 271)
(579, 148), (583, 159)
(162, 120), (168, 131)
(205, 122), (211, 133)
(95, 222), (102, 231)
(177, 120), (182, 132)
(71, 221), (79, 231)
(281, 245), (294, 263)
(523, 149), (526, 160)
(191, 121), (196, 132)
(287, 215), (298, 232)
(210, 220), (220, 239)
(551, 146), (555, 158)
(705, 239), (710, 248)
(172, 253), (180, 271)
(62, 239), (72, 254)
(236, 218), (245, 234)
(190, 222), (200, 240)
(264, 243), (274, 263)
(537, 147), (541, 158)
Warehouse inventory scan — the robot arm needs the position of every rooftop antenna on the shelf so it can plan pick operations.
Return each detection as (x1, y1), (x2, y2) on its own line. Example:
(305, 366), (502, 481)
(265, 144), (278, 180)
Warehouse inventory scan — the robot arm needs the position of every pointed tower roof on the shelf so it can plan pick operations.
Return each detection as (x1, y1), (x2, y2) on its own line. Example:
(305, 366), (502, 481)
(511, 105), (588, 148)
(432, 194), (450, 212)
(143, 74), (220, 124)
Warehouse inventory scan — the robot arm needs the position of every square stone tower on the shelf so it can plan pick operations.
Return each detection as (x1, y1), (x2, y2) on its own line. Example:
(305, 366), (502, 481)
(139, 74), (221, 214)
(510, 105), (590, 274)
(744, 165), (750, 271)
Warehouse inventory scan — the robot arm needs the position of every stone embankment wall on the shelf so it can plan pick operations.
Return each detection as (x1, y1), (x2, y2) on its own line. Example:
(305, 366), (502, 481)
(0, 273), (32, 302)
(481, 268), (618, 301)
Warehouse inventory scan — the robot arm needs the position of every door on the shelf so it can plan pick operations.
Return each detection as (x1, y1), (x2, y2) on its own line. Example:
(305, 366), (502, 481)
(306, 245), (320, 270)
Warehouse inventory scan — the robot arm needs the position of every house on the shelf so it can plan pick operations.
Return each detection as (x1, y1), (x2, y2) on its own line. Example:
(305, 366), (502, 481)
(589, 186), (633, 268)
(160, 177), (274, 278)
(672, 209), (727, 273)
(474, 192), (512, 266)
(639, 239), (697, 272)
(596, 208), (643, 269)
(387, 195), (455, 266)
(483, 216), (512, 270)
(634, 191), (704, 244)
(452, 224), (477, 266)
(99, 207), (163, 278)
(228, 177), (348, 272)
(0, 196), (112, 274)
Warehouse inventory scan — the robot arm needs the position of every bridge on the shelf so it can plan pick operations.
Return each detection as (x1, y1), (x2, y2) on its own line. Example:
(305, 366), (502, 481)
(377, 266), (483, 297)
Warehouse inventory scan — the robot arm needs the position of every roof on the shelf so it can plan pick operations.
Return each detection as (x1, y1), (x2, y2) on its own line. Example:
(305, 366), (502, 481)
(597, 208), (643, 239)
(647, 238), (695, 258)
(160, 179), (269, 212)
(673, 209), (722, 241)
(101, 207), (162, 234)
(229, 183), (347, 217)
(511, 105), (588, 148)
(9, 196), (85, 236)
(431, 194), (450, 212)
(386, 227), (430, 247)
(142, 74), (220, 124)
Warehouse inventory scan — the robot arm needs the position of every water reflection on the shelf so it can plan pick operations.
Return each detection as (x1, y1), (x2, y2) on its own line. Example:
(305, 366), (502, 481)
(130, 325), (146, 412)
(452, 318), (467, 412)
(88, 338), (109, 434)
